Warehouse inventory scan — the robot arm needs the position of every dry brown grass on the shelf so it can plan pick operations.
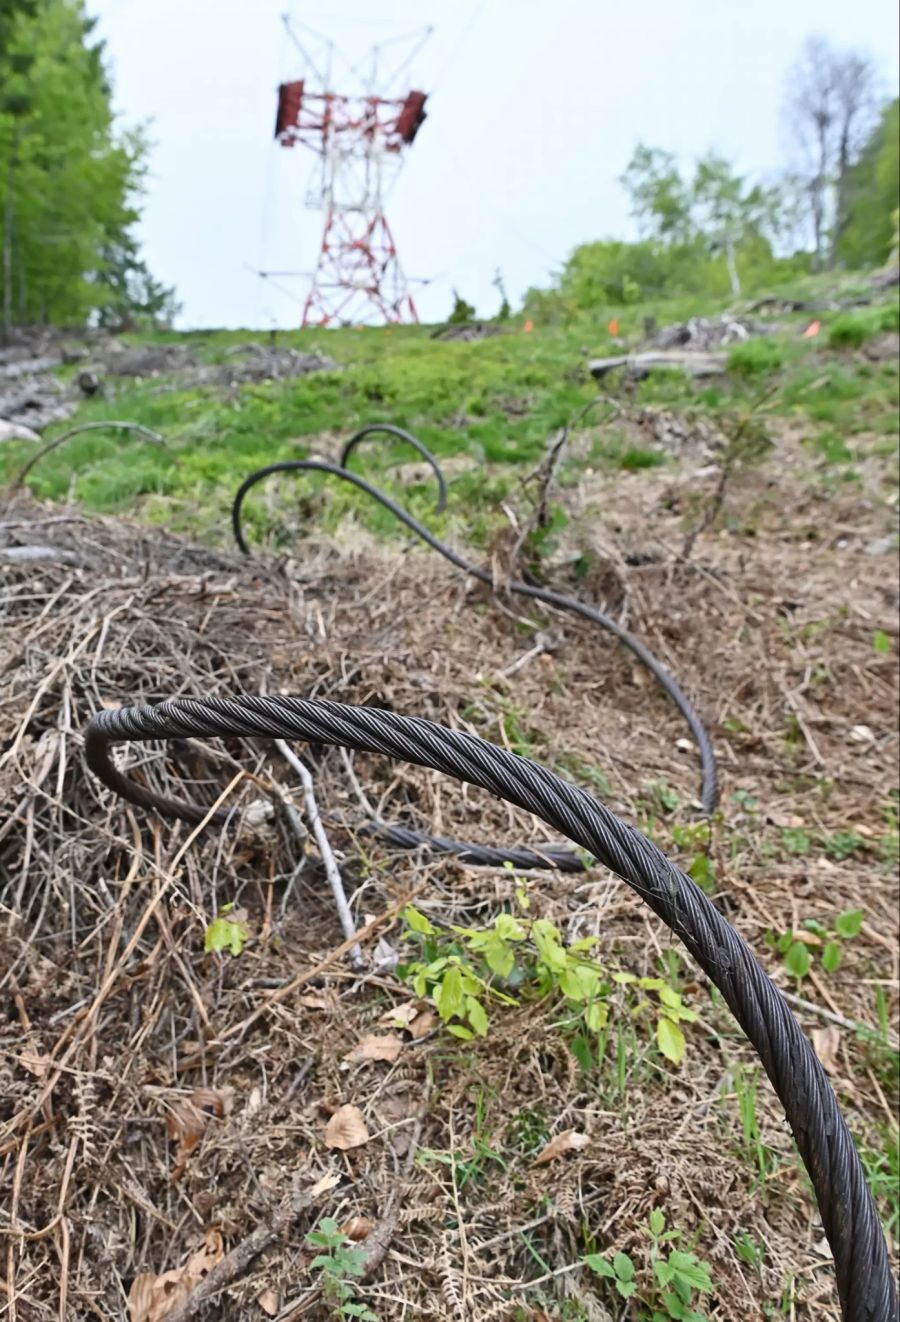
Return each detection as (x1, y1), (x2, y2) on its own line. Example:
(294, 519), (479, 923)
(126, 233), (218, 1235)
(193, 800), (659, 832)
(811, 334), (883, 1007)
(0, 429), (897, 1322)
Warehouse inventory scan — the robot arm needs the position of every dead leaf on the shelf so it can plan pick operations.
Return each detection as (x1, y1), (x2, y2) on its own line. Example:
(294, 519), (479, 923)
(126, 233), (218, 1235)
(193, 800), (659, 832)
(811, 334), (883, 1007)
(324, 1104), (370, 1151)
(309, 1171), (342, 1197)
(299, 991), (332, 1011)
(257, 1289), (279, 1317)
(532, 1129), (590, 1166)
(407, 1007), (438, 1040)
(128, 1230), (224, 1322)
(165, 1088), (232, 1180)
(340, 1216), (372, 1241)
(812, 1025), (841, 1074)
(379, 1001), (418, 1028)
(19, 1049), (50, 1079)
(343, 1034), (403, 1064)
(378, 1000), (437, 1039)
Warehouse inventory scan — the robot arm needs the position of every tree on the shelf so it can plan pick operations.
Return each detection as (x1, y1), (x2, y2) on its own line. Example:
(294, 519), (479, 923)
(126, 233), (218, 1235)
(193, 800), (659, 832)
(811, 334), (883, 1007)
(491, 268), (510, 321)
(691, 154), (779, 296)
(620, 145), (693, 244)
(783, 36), (879, 268)
(0, 0), (176, 330)
(837, 98), (899, 268)
(94, 229), (181, 330)
(448, 289), (475, 323)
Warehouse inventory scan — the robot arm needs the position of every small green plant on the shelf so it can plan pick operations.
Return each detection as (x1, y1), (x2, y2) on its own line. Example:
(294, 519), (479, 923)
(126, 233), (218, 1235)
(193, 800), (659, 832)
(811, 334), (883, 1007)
(822, 830), (865, 861)
(730, 1064), (781, 1181)
(861, 1127), (900, 1248)
(671, 819), (715, 892)
(204, 903), (249, 956)
(827, 311), (881, 349)
(880, 799), (899, 867)
(774, 907), (863, 980)
(586, 1249), (637, 1300)
(399, 896), (696, 1065)
(727, 339), (785, 377)
(734, 1231), (764, 1270)
(612, 972), (697, 1066)
(873, 629), (892, 654)
(585, 1207), (714, 1320)
(781, 826), (811, 855)
(306, 1218), (378, 1321)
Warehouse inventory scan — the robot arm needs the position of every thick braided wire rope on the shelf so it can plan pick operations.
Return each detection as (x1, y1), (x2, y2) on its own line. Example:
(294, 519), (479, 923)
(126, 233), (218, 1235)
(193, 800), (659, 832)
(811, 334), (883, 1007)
(339, 423), (447, 513)
(84, 695), (897, 1322)
(231, 459), (718, 815)
(353, 820), (586, 872)
(13, 421), (169, 488)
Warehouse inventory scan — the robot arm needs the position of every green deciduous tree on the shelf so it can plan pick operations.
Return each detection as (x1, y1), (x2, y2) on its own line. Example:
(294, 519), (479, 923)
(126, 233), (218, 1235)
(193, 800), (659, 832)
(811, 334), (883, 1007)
(782, 36), (880, 269)
(691, 154), (780, 296)
(620, 144), (693, 244)
(838, 98), (900, 269)
(0, 0), (176, 334)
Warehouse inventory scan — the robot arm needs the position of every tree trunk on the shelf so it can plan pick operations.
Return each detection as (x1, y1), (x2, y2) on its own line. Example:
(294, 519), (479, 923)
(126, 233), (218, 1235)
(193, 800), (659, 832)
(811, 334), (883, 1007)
(2, 127), (18, 344)
(830, 126), (851, 268)
(18, 253), (26, 323)
(811, 113), (830, 271)
(725, 237), (741, 297)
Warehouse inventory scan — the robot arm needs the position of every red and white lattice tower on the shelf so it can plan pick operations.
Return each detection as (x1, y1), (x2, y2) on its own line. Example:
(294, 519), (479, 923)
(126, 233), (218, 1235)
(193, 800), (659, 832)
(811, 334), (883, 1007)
(274, 24), (429, 328)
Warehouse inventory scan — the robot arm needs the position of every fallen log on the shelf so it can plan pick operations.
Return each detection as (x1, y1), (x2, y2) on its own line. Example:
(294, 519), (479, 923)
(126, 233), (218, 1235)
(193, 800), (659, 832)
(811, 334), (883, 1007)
(0, 544), (82, 565)
(588, 349), (727, 380)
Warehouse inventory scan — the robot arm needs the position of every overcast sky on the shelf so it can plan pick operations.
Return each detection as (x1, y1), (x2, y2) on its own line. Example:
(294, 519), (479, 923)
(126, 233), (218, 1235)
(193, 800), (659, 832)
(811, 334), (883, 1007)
(85, 0), (899, 329)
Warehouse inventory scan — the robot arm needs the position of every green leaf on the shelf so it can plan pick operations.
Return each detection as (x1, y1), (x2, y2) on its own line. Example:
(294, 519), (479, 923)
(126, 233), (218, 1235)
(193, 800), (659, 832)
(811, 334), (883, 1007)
(570, 936), (599, 952)
(493, 913), (526, 941)
(784, 940), (811, 980)
(648, 1206), (666, 1237)
(873, 629), (891, 654)
(821, 941), (842, 973)
(531, 919), (567, 970)
(657, 1016), (686, 1065)
(615, 1280), (636, 1299)
(483, 939), (515, 979)
(403, 905), (435, 935)
(613, 1252), (634, 1282)
(466, 996), (488, 1037)
(835, 908), (863, 939)
(583, 1254), (615, 1279)
(571, 1033), (593, 1073)
(662, 1292), (687, 1318)
(307, 1217), (343, 1247)
(434, 966), (464, 1020)
(658, 984), (682, 1009)
(446, 1023), (473, 1040)
(688, 853), (714, 889)
(668, 1250), (713, 1292)
(654, 1259), (675, 1287)
(584, 1000), (609, 1033)
(204, 915), (248, 957)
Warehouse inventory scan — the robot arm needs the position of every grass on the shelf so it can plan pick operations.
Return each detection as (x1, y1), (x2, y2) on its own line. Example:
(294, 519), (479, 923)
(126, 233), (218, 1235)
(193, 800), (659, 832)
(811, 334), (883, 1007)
(3, 278), (896, 548)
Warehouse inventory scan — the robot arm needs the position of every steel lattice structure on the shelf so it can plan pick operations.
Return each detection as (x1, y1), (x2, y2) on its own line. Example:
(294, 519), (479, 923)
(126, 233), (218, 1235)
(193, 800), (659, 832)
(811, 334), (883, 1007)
(274, 21), (430, 328)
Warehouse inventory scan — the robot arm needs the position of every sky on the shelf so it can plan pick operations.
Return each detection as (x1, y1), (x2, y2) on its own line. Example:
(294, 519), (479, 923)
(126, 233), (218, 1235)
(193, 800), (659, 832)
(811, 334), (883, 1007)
(85, 0), (900, 330)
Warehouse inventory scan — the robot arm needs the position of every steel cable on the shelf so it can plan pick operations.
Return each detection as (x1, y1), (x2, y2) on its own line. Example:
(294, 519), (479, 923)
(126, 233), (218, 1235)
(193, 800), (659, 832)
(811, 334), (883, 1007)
(13, 421), (170, 489)
(339, 423), (447, 513)
(230, 458), (718, 815)
(83, 693), (897, 1322)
